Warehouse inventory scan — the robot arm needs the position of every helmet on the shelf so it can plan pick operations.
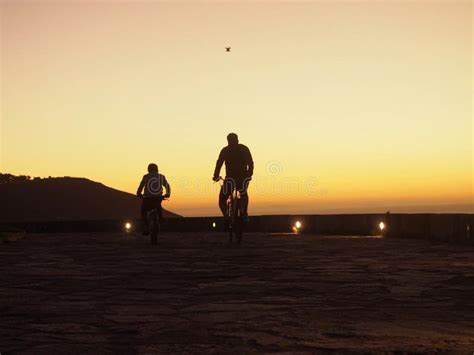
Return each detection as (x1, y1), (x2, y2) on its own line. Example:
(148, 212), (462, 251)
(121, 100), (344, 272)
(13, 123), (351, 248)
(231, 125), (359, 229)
(147, 163), (158, 173)
(227, 133), (239, 145)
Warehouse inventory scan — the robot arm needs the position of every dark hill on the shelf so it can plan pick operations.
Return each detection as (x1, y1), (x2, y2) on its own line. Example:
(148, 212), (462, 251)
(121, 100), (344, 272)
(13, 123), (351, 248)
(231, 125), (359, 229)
(0, 176), (180, 222)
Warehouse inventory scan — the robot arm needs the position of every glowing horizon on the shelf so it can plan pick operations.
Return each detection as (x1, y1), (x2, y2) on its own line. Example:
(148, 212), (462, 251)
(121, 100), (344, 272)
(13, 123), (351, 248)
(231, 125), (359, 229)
(1, 1), (472, 216)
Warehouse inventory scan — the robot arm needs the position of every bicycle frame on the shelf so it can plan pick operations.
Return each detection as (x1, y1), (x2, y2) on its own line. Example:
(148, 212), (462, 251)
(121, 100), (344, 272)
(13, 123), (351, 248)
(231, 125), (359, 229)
(221, 178), (244, 243)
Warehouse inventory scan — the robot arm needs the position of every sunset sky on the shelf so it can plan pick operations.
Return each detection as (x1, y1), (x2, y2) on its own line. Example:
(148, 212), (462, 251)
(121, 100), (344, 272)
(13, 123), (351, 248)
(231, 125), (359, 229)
(1, 0), (472, 216)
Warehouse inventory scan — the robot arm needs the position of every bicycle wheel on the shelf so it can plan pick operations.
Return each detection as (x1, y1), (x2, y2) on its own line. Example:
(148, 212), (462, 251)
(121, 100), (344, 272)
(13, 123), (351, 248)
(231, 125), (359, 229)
(227, 199), (233, 243)
(235, 200), (243, 244)
(150, 210), (159, 245)
(232, 199), (242, 243)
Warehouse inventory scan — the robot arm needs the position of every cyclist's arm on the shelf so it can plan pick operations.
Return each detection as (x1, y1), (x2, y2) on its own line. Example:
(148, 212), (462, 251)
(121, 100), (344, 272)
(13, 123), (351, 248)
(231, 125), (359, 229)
(163, 176), (171, 197)
(213, 148), (225, 179)
(246, 147), (254, 177)
(136, 177), (145, 197)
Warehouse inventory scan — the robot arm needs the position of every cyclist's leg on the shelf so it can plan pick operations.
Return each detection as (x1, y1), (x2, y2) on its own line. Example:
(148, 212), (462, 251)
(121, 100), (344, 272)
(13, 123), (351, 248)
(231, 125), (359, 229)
(219, 178), (233, 217)
(238, 178), (251, 217)
(141, 198), (152, 234)
(155, 197), (164, 224)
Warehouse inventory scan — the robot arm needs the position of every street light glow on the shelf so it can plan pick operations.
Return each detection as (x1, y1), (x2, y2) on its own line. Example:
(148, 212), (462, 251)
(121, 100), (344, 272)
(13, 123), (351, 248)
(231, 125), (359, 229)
(292, 220), (302, 233)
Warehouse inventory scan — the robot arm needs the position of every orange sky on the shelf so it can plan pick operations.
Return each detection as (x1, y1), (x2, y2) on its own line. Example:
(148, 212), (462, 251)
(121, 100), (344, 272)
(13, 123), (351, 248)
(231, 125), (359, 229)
(1, 0), (472, 216)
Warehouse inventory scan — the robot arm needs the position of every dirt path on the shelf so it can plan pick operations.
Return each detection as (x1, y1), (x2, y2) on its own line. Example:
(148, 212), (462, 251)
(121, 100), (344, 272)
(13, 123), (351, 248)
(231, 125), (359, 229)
(1, 233), (473, 353)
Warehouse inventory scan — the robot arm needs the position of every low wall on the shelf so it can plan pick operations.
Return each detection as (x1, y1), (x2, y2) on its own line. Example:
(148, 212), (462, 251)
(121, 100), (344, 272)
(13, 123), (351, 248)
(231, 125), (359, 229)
(2, 213), (472, 244)
(385, 213), (473, 243)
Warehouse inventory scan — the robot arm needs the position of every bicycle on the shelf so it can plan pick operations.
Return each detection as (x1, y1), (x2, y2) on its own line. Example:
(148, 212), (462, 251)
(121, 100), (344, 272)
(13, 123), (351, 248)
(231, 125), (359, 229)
(140, 196), (167, 245)
(219, 177), (245, 244)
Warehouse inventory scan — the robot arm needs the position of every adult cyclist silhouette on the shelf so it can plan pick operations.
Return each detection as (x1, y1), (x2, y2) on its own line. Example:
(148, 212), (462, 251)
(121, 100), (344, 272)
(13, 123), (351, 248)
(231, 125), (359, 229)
(137, 163), (171, 235)
(213, 133), (254, 224)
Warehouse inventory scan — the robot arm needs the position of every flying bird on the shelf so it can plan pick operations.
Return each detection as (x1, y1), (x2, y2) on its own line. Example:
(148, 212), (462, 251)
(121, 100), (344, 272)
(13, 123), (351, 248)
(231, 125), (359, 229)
(225, 47), (231, 52)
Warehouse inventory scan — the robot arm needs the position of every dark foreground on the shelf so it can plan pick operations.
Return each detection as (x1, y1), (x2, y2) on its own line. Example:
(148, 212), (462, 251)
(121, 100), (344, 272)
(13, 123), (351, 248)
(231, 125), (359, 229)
(1, 233), (473, 354)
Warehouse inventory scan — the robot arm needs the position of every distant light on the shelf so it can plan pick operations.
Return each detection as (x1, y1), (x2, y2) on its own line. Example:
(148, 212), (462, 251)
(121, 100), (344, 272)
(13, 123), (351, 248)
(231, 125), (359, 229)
(292, 221), (302, 233)
(212, 222), (216, 228)
(125, 222), (132, 231)
(379, 222), (385, 231)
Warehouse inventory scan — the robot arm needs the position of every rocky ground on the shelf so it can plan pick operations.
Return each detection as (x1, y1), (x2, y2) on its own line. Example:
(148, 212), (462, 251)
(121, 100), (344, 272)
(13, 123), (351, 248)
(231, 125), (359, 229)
(1, 232), (473, 354)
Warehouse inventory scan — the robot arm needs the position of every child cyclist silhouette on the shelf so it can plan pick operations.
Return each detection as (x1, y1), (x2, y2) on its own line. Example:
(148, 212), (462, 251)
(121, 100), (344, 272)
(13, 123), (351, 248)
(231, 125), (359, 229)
(136, 163), (171, 235)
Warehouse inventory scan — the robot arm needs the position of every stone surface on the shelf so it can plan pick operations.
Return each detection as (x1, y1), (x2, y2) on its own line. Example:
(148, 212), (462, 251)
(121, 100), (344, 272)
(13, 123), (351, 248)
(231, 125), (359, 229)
(1, 232), (473, 353)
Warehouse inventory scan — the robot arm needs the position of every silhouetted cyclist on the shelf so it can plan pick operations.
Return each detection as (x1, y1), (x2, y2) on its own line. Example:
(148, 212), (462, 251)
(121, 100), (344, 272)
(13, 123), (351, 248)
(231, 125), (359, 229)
(213, 133), (254, 224)
(137, 163), (171, 235)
